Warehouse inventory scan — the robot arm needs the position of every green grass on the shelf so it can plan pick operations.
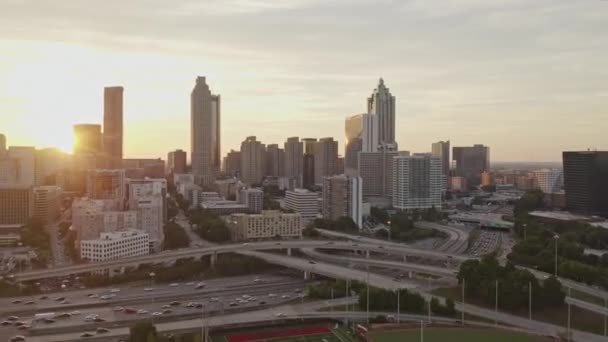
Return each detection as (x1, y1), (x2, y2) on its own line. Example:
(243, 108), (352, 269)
(432, 286), (607, 335)
(369, 328), (551, 342)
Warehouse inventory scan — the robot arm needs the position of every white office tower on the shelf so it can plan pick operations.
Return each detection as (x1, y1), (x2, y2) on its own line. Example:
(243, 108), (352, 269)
(284, 188), (319, 224)
(237, 187), (264, 214)
(191, 76), (221, 186)
(322, 175), (363, 229)
(367, 78), (396, 146)
(533, 169), (563, 194)
(81, 230), (149, 262)
(393, 154), (442, 210)
(132, 196), (164, 252)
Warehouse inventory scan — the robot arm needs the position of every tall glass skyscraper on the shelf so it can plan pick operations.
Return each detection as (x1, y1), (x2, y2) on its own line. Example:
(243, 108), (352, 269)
(191, 76), (221, 186)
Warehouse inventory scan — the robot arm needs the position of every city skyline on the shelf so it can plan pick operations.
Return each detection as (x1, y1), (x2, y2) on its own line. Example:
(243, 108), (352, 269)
(1, 1), (607, 162)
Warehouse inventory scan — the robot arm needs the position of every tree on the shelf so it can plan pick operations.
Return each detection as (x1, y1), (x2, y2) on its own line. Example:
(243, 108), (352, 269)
(129, 322), (158, 342)
(163, 222), (190, 250)
(540, 276), (565, 307)
(370, 207), (389, 223)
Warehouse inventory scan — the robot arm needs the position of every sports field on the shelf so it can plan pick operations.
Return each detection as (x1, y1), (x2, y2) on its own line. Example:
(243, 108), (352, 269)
(213, 325), (352, 342)
(369, 328), (552, 342)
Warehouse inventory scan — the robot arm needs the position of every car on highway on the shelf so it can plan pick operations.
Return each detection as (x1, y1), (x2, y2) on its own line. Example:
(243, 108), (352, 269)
(308, 260), (316, 264)
(9, 335), (26, 342)
(1, 321), (12, 326)
(80, 332), (94, 338)
(43, 318), (55, 324)
(259, 301), (266, 305)
(169, 283), (179, 287)
(69, 311), (81, 316)
(39, 295), (48, 300)
(268, 293), (276, 297)
(194, 303), (203, 309)
(17, 325), (29, 330)
(137, 309), (148, 315)
(7, 316), (19, 321)
(60, 300), (70, 305)
(94, 317), (106, 322)
(162, 309), (172, 314)
(275, 313), (286, 318)
(210, 297), (219, 302)
(162, 304), (171, 309)
(186, 282), (194, 286)
(281, 294), (290, 299)
(24, 301), (34, 305)
(96, 327), (109, 334)
(144, 287), (155, 292)
(124, 308), (137, 314)
(14, 321), (25, 327)
(229, 302), (237, 307)
(110, 288), (120, 293)
(253, 277), (262, 283)
(196, 282), (206, 289)
(151, 312), (162, 316)
(56, 313), (71, 319)
(54, 297), (66, 302)
(11, 300), (22, 304)
(170, 301), (181, 306)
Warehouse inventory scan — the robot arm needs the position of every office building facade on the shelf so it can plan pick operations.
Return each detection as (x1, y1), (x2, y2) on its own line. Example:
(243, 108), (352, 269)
(345, 113), (379, 175)
(167, 149), (187, 174)
(227, 211), (302, 241)
(284, 188), (319, 223)
(393, 154), (442, 210)
(314, 138), (338, 186)
(223, 149), (241, 177)
(191, 76), (221, 186)
(240, 136), (266, 185)
(452, 144), (490, 186)
(81, 230), (149, 262)
(322, 175), (362, 228)
(0, 186), (33, 227)
(33, 186), (62, 224)
(431, 140), (450, 188)
(284, 137), (303, 187)
(563, 151), (608, 216)
(103, 86), (124, 169)
(266, 144), (284, 178)
(533, 169), (563, 194)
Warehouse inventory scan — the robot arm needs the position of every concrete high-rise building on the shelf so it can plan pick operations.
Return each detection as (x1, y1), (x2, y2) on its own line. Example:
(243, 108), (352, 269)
(122, 158), (165, 179)
(563, 151), (608, 216)
(33, 185), (62, 224)
(223, 149), (241, 177)
(86, 169), (126, 209)
(452, 144), (490, 186)
(191, 76), (221, 186)
(0, 134), (6, 158)
(284, 188), (319, 224)
(393, 154), (442, 210)
(284, 137), (303, 187)
(266, 144), (284, 177)
(132, 196), (164, 251)
(431, 140), (450, 188)
(0, 185), (33, 227)
(345, 114), (379, 175)
(103, 86), (124, 169)
(35, 147), (68, 186)
(358, 149), (408, 201)
(74, 124), (102, 155)
(367, 78), (395, 145)
(167, 149), (187, 174)
(237, 187), (264, 214)
(0, 159), (18, 185)
(314, 138), (338, 186)
(126, 178), (167, 221)
(240, 136), (265, 185)
(302, 138), (317, 189)
(533, 169), (563, 194)
(81, 230), (149, 262)
(322, 175), (362, 228)
(8, 146), (35, 187)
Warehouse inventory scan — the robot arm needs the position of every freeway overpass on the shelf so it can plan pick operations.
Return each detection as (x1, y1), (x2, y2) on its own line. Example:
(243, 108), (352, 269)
(13, 239), (469, 282)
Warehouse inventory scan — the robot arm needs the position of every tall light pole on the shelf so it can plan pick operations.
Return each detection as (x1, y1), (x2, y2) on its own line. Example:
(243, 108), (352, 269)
(495, 279), (498, 327)
(528, 281), (532, 321)
(397, 289), (400, 324)
(461, 278), (465, 325)
(567, 287), (571, 341)
(420, 320), (424, 342)
(387, 221), (391, 241)
(604, 297), (607, 337)
(366, 266), (370, 325)
(523, 224), (527, 241)
(554, 234), (559, 277)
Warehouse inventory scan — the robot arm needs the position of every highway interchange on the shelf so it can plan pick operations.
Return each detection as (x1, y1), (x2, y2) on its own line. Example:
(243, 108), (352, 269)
(6, 220), (608, 341)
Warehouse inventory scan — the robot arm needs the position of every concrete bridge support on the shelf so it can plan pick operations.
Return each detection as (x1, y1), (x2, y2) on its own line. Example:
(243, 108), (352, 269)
(287, 248), (292, 256)
(210, 252), (218, 269)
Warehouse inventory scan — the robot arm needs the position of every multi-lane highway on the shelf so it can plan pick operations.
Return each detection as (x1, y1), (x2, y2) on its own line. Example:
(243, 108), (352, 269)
(13, 240), (470, 282)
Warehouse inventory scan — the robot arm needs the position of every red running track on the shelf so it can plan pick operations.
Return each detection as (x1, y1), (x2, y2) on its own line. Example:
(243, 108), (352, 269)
(226, 326), (332, 342)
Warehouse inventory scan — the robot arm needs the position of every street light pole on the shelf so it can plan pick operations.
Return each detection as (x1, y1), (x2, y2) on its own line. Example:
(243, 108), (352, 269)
(461, 278), (465, 325)
(567, 287), (571, 341)
(420, 320), (424, 342)
(397, 289), (400, 324)
(554, 234), (559, 277)
(495, 279), (498, 327)
(528, 281), (532, 321)
(604, 297), (607, 337)
(366, 267), (370, 325)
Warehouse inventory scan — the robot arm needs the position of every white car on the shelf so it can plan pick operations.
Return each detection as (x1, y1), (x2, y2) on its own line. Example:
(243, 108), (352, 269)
(69, 311), (81, 316)
(151, 312), (162, 316)
(210, 297), (219, 302)
(268, 293), (277, 298)
(275, 313), (286, 318)
(169, 283), (179, 287)
(110, 288), (120, 293)
(137, 309), (148, 315)
(144, 287), (155, 292)
(112, 306), (124, 312)
(281, 295), (290, 299)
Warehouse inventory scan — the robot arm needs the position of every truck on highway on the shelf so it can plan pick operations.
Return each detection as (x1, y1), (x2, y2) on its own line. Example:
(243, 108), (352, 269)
(34, 312), (55, 321)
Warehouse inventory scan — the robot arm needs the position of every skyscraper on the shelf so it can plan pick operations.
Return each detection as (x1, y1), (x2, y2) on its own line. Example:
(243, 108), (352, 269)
(167, 149), (187, 174)
(191, 76), (221, 186)
(393, 154), (442, 210)
(452, 144), (490, 186)
(266, 144), (284, 177)
(103, 86), (124, 169)
(358, 148), (408, 201)
(302, 138), (317, 189)
(284, 137), (304, 187)
(74, 124), (102, 155)
(314, 138), (338, 187)
(0, 134), (6, 158)
(367, 78), (395, 145)
(322, 175), (362, 228)
(223, 149), (241, 177)
(345, 113), (378, 175)
(8, 146), (35, 187)
(431, 140), (450, 188)
(563, 151), (608, 216)
(240, 136), (266, 185)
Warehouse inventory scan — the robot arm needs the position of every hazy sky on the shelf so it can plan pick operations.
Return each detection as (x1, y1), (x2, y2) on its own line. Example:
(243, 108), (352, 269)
(1, 0), (606, 162)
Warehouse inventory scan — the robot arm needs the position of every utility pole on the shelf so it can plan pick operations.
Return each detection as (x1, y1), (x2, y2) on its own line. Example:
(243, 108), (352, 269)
(461, 278), (465, 325)
(345, 279), (349, 327)
(330, 288), (334, 314)
(528, 281), (532, 321)
(420, 320), (424, 342)
(604, 297), (607, 337)
(397, 289), (400, 324)
(495, 279), (498, 327)
(366, 267), (370, 325)
(568, 288), (571, 341)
